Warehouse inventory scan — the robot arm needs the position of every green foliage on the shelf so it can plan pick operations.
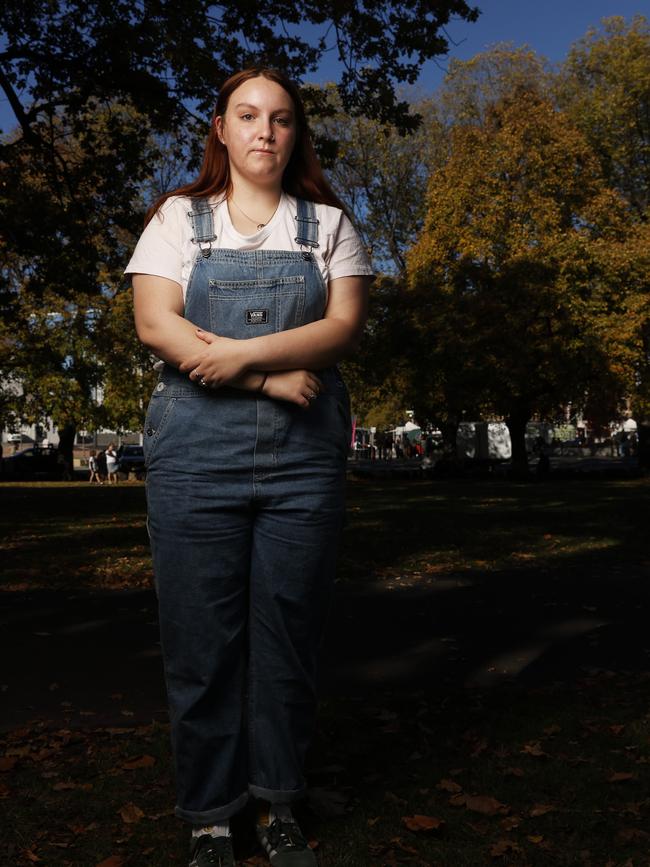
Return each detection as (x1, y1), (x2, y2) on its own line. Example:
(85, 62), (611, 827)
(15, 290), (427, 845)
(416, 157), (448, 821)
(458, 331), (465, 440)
(408, 85), (650, 465)
(440, 43), (553, 126)
(557, 15), (650, 218)
(0, 102), (161, 435)
(341, 276), (414, 428)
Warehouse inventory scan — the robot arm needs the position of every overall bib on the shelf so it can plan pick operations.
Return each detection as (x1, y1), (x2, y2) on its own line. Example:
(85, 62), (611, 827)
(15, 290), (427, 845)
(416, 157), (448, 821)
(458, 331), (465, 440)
(144, 198), (351, 825)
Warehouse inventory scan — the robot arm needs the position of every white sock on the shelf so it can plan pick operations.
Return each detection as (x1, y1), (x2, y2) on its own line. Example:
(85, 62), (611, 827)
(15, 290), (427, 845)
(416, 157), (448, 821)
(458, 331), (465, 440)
(192, 821), (231, 838)
(269, 803), (293, 824)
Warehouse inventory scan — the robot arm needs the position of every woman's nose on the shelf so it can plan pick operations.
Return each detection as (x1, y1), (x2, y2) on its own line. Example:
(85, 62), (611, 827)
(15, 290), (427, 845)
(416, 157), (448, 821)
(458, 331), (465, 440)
(258, 119), (274, 140)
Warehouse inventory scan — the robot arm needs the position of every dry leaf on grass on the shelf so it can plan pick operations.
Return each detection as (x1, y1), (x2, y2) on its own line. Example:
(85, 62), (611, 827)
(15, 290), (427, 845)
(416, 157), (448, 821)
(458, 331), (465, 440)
(617, 828), (650, 842)
(607, 772), (636, 783)
(462, 795), (509, 816)
(118, 802), (144, 824)
(0, 756), (17, 771)
(500, 816), (522, 831)
(389, 836), (419, 855)
(122, 754), (156, 770)
(529, 803), (556, 817)
(437, 777), (463, 793)
(490, 838), (522, 857)
(502, 766), (525, 778)
(96, 857), (125, 867)
(401, 814), (446, 835)
(52, 781), (93, 791)
(521, 741), (550, 758)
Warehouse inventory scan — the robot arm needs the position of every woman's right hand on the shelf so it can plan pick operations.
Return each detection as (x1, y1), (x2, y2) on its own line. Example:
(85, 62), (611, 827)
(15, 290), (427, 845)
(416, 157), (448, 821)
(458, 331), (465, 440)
(262, 370), (324, 408)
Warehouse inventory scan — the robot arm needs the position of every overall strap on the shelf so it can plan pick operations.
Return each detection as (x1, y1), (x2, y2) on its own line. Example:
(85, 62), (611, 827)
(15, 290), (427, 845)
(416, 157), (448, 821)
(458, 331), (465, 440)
(294, 198), (319, 249)
(187, 198), (217, 257)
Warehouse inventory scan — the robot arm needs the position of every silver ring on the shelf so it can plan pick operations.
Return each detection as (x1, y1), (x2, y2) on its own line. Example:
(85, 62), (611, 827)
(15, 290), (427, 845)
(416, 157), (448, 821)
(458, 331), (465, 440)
(199, 377), (208, 387)
(307, 391), (317, 401)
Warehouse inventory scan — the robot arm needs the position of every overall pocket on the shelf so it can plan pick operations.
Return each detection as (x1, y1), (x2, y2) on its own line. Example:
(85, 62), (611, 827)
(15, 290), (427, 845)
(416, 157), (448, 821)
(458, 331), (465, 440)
(208, 276), (305, 336)
(143, 394), (177, 467)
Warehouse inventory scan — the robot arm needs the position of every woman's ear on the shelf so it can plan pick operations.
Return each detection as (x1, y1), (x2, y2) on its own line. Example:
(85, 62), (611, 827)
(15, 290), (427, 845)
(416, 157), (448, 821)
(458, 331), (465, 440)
(215, 116), (226, 146)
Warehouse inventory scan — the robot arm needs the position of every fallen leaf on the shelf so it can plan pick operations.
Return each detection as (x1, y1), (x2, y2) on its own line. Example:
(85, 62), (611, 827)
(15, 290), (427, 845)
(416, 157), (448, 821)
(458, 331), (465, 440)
(401, 814), (446, 835)
(23, 851), (40, 863)
(490, 839), (522, 857)
(529, 803), (556, 817)
(52, 781), (93, 791)
(528, 835), (544, 844)
(607, 772), (635, 783)
(464, 795), (509, 816)
(118, 802), (144, 824)
(389, 836), (419, 854)
(521, 741), (550, 758)
(500, 816), (522, 831)
(122, 754), (156, 770)
(502, 766), (524, 777)
(0, 757), (17, 772)
(384, 790), (408, 807)
(147, 808), (175, 820)
(466, 820), (490, 836)
(96, 857), (124, 867)
(437, 778), (463, 793)
(449, 793), (467, 808)
(617, 828), (650, 842)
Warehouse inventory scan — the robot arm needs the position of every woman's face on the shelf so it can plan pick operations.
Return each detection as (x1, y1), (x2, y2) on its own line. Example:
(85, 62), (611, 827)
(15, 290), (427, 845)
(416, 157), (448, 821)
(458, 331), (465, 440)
(216, 76), (297, 189)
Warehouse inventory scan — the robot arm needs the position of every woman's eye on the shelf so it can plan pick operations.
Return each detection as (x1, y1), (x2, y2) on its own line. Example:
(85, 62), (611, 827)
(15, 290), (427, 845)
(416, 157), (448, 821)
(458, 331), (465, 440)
(241, 113), (254, 121)
(274, 117), (290, 126)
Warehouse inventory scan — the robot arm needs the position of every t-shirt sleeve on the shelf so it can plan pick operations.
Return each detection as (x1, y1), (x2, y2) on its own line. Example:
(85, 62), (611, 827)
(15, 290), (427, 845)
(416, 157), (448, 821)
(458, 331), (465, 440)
(123, 198), (185, 285)
(325, 211), (375, 281)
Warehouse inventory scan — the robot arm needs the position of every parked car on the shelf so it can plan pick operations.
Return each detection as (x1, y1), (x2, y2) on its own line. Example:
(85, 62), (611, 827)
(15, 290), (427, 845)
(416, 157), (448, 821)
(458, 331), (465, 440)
(117, 444), (146, 479)
(1, 445), (64, 481)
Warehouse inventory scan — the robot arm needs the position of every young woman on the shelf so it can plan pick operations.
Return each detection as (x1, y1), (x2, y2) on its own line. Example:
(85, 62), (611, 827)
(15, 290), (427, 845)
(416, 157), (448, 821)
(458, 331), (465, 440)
(126, 67), (373, 867)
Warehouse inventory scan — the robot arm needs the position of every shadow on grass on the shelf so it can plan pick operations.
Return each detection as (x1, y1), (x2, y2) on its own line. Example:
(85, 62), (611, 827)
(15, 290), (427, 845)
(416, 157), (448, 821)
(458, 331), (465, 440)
(2, 478), (650, 865)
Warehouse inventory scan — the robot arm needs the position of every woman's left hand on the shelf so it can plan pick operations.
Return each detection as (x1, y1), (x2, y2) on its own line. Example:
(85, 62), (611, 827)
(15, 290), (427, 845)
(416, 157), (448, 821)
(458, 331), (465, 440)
(179, 329), (250, 387)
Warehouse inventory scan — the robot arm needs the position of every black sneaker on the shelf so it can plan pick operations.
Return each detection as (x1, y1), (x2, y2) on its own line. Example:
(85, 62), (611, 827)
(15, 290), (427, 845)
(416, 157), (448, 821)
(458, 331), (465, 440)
(189, 832), (236, 867)
(255, 817), (317, 866)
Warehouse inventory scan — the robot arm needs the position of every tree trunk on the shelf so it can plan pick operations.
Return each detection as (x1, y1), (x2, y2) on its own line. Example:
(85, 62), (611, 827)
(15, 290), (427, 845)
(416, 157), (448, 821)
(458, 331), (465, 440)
(440, 419), (460, 458)
(57, 422), (76, 480)
(638, 421), (650, 472)
(506, 408), (530, 478)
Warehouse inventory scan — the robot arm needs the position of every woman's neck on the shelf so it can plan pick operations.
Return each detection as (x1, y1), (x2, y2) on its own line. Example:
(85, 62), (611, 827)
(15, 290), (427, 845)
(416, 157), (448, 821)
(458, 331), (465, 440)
(227, 178), (283, 233)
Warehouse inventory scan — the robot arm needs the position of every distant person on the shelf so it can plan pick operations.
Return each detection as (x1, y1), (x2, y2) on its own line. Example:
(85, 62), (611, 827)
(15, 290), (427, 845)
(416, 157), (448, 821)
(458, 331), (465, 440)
(88, 451), (102, 484)
(105, 442), (119, 483)
(96, 448), (107, 483)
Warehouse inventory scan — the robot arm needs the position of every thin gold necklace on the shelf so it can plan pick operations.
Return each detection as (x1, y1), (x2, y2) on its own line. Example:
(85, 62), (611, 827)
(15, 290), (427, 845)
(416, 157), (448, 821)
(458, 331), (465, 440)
(229, 196), (279, 231)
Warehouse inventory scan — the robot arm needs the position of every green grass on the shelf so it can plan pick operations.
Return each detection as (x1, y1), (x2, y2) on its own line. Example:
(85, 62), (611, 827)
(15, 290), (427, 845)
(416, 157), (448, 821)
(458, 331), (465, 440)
(1, 477), (650, 865)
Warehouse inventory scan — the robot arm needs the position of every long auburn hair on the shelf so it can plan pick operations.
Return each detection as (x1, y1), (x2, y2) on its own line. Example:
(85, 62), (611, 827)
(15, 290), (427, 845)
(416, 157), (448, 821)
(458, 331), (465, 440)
(145, 67), (347, 225)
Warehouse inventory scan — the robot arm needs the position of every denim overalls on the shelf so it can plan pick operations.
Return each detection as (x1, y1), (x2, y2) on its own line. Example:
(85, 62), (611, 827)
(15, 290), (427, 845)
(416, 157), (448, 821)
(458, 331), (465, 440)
(143, 198), (351, 825)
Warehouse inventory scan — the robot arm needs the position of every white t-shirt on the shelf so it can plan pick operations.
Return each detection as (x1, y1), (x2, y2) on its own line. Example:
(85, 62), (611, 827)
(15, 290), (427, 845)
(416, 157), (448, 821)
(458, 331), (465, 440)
(124, 192), (374, 299)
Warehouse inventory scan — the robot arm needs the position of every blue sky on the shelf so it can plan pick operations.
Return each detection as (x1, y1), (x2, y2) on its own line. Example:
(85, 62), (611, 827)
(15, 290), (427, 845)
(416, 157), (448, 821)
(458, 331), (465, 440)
(310, 0), (649, 92)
